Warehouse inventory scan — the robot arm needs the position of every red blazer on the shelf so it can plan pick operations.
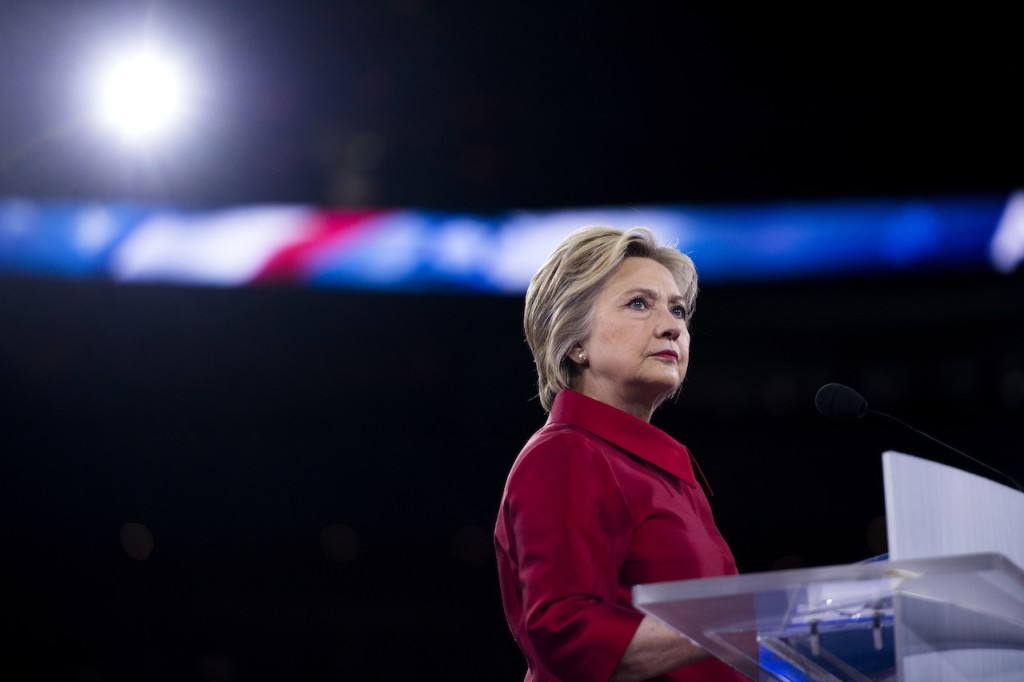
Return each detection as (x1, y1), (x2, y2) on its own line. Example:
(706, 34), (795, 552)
(495, 390), (744, 681)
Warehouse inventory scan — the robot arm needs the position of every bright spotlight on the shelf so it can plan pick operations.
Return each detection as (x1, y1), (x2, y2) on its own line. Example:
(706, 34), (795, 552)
(94, 45), (191, 145)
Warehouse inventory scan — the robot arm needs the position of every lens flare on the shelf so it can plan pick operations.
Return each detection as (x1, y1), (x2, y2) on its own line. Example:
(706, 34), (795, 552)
(94, 46), (189, 144)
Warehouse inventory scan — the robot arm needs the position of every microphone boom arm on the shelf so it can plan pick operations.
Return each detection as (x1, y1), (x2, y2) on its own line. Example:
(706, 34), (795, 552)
(868, 408), (1023, 493)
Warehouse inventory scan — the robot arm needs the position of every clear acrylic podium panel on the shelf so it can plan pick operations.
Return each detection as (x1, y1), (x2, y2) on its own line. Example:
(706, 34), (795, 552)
(633, 552), (1024, 681)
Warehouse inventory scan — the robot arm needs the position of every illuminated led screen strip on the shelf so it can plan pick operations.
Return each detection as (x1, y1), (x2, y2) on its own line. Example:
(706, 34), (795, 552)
(1, 192), (1021, 292)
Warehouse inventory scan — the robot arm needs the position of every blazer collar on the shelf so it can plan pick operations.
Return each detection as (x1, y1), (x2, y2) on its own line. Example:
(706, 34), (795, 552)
(548, 389), (706, 491)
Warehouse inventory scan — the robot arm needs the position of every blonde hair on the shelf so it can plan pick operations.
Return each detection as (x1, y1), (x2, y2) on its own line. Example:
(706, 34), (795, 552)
(524, 226), (698, 411)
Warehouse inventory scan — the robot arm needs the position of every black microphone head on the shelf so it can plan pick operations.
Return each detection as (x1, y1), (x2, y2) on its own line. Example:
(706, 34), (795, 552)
(815, 383), (868, 421)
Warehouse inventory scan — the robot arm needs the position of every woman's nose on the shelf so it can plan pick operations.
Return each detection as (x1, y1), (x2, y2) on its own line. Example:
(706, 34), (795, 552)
(656, 306), (683, 338)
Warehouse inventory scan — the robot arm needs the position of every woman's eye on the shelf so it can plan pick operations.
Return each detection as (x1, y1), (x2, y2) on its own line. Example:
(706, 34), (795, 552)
(671, 305), (688, 319)
(628, 298), (647, 310)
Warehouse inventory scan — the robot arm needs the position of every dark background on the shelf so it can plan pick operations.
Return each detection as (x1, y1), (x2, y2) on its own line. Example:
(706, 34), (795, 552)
(2, 3), (1023, 681)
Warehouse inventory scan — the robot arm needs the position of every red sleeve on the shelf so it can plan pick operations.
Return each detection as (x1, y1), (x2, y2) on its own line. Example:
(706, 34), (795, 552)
(503, 429), (644, 681)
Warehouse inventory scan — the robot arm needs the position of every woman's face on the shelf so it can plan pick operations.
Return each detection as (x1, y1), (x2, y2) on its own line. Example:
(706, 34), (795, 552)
(575, 257), (690, 421)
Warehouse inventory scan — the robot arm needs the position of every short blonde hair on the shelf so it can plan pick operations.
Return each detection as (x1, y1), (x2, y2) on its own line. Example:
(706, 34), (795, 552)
(524, 226), (698, 412)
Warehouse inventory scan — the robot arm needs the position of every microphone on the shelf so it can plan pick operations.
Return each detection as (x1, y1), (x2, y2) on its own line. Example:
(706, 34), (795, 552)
(814, 382), (868, 421)
(815, 382), (1023, 492)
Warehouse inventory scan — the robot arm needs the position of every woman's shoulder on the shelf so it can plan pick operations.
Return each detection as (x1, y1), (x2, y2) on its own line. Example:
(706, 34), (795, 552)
(521, 420), (606, 455)
(508, 422), (614, 479)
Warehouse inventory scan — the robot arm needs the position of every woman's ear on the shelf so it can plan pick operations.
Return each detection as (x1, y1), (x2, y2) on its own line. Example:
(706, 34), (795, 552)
(569, 346), (588, 366)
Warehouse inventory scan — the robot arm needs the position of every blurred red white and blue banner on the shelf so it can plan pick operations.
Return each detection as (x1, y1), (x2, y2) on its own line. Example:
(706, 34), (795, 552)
(1, 192), (1022, 292)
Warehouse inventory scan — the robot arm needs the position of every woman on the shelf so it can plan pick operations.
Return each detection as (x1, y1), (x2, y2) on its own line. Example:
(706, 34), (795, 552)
(494, 226), (744, 681)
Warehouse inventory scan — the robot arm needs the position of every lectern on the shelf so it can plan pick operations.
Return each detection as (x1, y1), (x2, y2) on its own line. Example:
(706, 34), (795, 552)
(632, 452), (1024, 681)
